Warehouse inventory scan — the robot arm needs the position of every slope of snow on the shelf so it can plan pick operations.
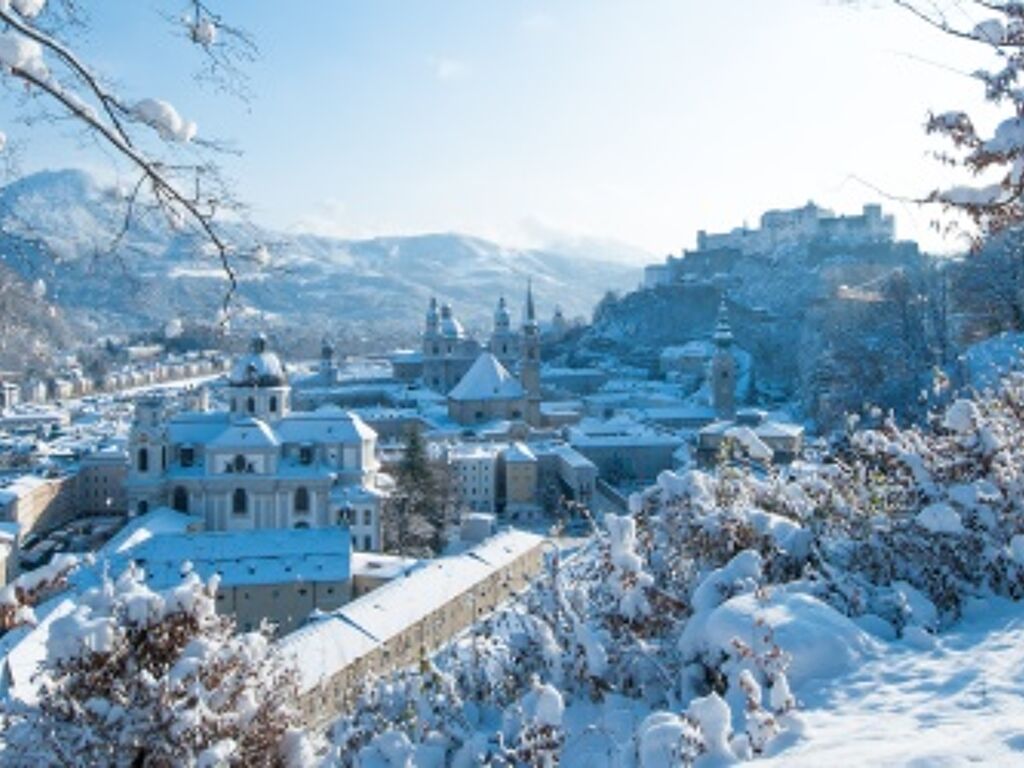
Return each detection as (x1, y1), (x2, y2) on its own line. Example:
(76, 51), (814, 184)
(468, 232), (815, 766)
(763, 597), (1024, 766)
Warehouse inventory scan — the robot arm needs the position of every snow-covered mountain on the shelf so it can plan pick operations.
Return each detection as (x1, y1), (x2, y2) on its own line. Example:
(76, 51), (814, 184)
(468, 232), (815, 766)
(0, 169), (641, 342)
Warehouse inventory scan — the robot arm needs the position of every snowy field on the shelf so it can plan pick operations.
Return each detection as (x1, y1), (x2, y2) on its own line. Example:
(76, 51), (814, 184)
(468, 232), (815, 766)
(762, 597), (1024, 767)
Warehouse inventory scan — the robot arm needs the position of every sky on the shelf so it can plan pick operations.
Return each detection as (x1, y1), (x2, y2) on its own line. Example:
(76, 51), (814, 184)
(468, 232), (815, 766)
(1, 0), (1007, 262)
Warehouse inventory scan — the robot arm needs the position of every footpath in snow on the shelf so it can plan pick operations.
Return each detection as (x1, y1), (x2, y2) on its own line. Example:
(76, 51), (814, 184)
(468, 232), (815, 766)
(763, 597), (1024, 767)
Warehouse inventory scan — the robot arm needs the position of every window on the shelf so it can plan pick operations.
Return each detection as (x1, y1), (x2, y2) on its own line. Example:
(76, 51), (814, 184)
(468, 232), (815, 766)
(363, 509), (372, 526)
(233, 454), (247, 473)
(230, 397), (237, 412)
(246, 396), (255, 414)
(270, 395), (278, 413)
(295, 486), (310, 513)
(137, 447), (149, 472)
(137, 500), (149, 515)
(363, 535), (372, 550)
(180, 446), (194, 467)
(294, 521), (310, 529)
(172, 486), (188, 513)
(299, 445), (313, 465)
(232, 488), (247, 515)
(337, 508), (353, 525)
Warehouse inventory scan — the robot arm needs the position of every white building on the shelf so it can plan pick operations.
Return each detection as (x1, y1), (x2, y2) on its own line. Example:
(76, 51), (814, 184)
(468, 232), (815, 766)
(124, 334), (389, 551)
(447, 443), (500, 514)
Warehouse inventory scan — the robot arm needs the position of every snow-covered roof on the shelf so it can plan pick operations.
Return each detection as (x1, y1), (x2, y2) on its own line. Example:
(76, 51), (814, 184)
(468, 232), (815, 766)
(279, 529), (544, 693)
(167, 411), (231, 444)
(448, 353), (524, 402)
(276, 408), (376, 444)
(505, 441), (537, 463)
(110, 527), (352, 589)
(207, 417), (279, 450)
(99, 507), (200, 556)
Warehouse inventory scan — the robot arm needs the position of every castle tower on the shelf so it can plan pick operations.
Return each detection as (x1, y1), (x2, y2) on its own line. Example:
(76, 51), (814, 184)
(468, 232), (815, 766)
(710, 299), (737, 420)
(225, 333), (291, 421)
(520, 280), (541, 425)
(125, 395), (168, 516)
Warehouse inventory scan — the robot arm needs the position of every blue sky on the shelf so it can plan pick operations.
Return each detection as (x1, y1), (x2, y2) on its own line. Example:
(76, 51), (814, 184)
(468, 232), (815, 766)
(3, 0), (1002, 260)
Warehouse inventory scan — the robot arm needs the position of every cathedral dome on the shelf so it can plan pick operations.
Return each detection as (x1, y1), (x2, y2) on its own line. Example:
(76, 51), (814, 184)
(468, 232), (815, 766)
(229, 333), (287, 387)
(439, 303), (465, 339)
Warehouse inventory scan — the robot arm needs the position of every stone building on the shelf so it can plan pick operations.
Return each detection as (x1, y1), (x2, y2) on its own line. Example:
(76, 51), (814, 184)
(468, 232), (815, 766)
(124, 334), (388, 551)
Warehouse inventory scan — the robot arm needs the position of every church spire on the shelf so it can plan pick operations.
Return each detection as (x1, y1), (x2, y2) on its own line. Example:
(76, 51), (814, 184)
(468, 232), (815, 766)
(524, 278), (537, 330)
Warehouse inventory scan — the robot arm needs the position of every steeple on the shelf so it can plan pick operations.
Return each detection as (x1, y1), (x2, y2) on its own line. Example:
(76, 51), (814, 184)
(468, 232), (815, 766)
(520, 278), (541, 425)
(713, 299), (734, 348)
(524, 279), (537, 331)
(710, 298), (736, 420)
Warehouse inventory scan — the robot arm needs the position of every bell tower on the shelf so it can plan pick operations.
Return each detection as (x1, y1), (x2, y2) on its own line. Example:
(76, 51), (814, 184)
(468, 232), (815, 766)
(520, 280), (541, 425)
(710, 299), (737, 420)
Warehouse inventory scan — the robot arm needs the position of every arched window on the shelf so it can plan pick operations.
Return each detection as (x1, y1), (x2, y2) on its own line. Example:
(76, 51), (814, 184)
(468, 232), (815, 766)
(269, 395), (278, 413)
(137, 447), (149, 472)
(172, 486), (188, 513)
(232, 488), (247, 515)
(294, 486), (310, 514)
(233, 454), (247, 473)
(246, 396), (255, 414)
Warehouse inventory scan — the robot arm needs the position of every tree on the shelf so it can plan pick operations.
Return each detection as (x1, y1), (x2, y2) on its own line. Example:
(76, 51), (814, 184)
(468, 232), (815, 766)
(383, 427), (448, 555)
(0, 1), (262, 316)
(1, 565), (306, 766)
(894, 2), (1024, 242)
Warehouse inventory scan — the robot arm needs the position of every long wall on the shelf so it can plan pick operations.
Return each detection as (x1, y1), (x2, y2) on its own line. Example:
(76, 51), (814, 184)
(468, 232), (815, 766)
(280, 531), (546, 728)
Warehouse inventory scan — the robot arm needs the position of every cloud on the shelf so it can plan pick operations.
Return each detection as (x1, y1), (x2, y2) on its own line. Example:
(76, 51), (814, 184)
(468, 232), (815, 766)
(429, 56), (468, 81)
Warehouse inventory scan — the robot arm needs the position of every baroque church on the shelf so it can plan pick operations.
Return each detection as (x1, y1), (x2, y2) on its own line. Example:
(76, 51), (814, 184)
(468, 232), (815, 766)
(124, 334), (388, 551)
(417, 285), (543, 426)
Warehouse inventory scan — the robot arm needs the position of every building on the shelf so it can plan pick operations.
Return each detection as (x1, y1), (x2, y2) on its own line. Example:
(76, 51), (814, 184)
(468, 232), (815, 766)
(281, 529), (546, 726)
(697, 409), (804, 466)
(0, 473), (78, 543)
(446, 283), (543, 427)
(76, 448), (128, 515)
(447, 353), (527, 426)
(447, 443), (500, 514)
(106, 526), (354, 635)
(568, 419), (684, 484)
(421, 299), (483, 394)
(124, 334), (389, 552)
(503, 442), (539, 519)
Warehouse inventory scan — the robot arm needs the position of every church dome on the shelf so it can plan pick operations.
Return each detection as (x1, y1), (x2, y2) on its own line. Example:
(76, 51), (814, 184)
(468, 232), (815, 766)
(229, 333), (287, 387)
(439, 303), (465, 339)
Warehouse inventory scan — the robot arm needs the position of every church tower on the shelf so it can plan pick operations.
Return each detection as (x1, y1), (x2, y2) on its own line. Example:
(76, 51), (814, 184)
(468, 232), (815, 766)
(489, 296), (517, 369)
(710, 299), (737, 420)
(225, 333), (291, 421)
(520, 281), (541, 425)
(125, 395), (168, 516)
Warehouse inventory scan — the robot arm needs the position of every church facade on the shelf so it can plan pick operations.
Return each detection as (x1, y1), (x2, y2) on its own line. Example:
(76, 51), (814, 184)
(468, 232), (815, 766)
(124, 335), (388, 552)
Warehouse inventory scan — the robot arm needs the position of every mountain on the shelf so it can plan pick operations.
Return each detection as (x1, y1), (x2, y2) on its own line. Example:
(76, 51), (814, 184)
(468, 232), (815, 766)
(0, 170), (641, 348)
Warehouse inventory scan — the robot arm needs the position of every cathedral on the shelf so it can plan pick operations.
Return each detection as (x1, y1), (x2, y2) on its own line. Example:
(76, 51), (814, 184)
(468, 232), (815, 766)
(124, 334), (387, 551)
(411, 284), (542, 427)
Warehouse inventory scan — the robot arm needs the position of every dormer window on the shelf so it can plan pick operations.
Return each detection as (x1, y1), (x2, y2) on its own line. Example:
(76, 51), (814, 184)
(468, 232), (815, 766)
(299, 445), (313, 465)
(233, 454), (247, 473)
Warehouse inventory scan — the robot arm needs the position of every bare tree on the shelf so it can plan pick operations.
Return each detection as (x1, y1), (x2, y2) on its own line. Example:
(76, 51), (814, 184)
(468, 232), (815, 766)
(893, 1), (1024, 242)
(0, 1), (261, 316)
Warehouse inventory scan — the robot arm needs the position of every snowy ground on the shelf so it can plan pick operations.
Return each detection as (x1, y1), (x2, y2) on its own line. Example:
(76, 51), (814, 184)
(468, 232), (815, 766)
(763, 597), (1024, 767)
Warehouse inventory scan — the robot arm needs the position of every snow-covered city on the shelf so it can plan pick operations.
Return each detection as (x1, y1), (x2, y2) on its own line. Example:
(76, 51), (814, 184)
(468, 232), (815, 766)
(2, 1), (1024, 766)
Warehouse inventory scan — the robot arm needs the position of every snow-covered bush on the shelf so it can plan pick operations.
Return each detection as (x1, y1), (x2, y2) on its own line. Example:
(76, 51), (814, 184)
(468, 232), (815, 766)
(0, 552), (80, 631)
(1, 564), (302, 766)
